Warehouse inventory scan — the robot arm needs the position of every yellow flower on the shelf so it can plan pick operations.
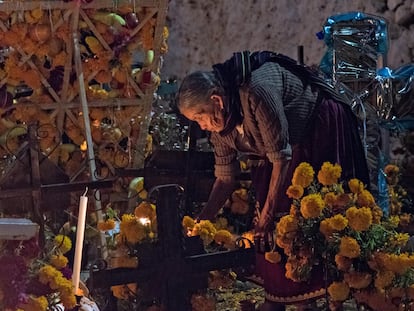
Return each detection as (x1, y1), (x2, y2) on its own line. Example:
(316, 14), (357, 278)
(371, 205), (383, 224)
(291, 162), (314, 188)
(214, 217), (229, 230)
(317, 162), (342, 186)
(334, 193), (352, 209)
(265, 251), (281, 264)
(390, 232), (410, 248)
(192, 220), (217, 246)
(97, 219), (116, 231)
(348, 178), (365, 194)
(119, 214), (146, 244)
(285, 257), (311, 282)
(374, 270), (395, 290)
(276, 215), (298, 235)
(20, 295), (48, 311)
(53, 234), (72, 254)
(134, 201), (156, 222)
(383, 253), (414, 275)
(320, 214), (348, 239)
(344, 271), (372, 289)
(327, 281), (350, 302)
(286, 185), (304, 199)
(182, 215), (195, 229)
(214, 229), (233, 248)
(388, 215), (400, 227)
(328, 214), (349, 231)
(338, 236), (361, 259)
(335, 254), (353, 271)
(346, 206), (373, 232)
(50, 254), (69, 269)
(324, 192), (337, 206)
(384, 164), (400, 186)
(300, 193), (325, 219)
(356, 189), (376, 208)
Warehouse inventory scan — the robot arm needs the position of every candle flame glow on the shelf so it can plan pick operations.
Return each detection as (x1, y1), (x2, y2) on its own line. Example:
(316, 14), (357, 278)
(139, 217), (150, 226)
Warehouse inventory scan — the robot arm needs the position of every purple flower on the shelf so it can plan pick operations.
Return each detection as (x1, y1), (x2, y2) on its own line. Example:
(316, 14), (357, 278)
(0, 254), (28, 308)
(60, 265), (73, 280)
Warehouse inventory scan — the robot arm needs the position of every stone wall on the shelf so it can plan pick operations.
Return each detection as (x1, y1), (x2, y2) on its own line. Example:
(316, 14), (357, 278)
(162, 0), (414, 80)
(160, 0), (414, 197)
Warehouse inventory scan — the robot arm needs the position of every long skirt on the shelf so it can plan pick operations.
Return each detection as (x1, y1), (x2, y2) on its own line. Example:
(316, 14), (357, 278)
(250, 98), (370, 304)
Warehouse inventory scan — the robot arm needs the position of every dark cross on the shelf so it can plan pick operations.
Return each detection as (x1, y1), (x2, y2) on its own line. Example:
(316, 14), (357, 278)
(89, 184), (255, 310)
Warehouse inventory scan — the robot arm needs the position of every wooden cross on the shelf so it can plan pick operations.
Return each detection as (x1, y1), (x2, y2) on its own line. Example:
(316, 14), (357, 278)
(90, 183), (255, 310)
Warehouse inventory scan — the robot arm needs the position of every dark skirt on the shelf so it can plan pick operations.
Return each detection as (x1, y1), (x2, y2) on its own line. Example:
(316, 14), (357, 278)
(250, 98), (369, 303)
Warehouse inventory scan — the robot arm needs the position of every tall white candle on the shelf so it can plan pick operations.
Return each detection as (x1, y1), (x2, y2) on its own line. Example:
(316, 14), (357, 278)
(72, 188), (88, 295)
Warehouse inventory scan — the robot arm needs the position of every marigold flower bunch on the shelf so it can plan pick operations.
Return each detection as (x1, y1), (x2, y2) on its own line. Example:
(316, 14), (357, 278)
(275, 161), (414, 310)
(97, 201), (158, 251)
(0, 233), (77, 311)
(182, 216), (235, 250)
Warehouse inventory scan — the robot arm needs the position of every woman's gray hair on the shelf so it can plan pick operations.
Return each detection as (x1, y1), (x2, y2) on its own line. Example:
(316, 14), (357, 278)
(177, 71), (223, 111)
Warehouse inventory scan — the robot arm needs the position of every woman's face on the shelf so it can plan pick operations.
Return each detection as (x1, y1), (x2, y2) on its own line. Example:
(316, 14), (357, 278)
(180, 95), (225, 132)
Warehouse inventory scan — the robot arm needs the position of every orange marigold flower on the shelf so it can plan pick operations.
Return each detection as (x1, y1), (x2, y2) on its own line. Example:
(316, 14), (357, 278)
(384, 164), (400, 186)
(291, 162), (314, 188)
(277, 215), (299, 235)
(300, 193), (325, 219)
(334, 193), (352, 209)
(265, 251), (282, 264)
(214, 229), (233, 248)
(317, 162), (342, 186)
(286, 184), (304, 199)
(374, 270), (394, 290)
(320, 219), (334, 238)
(289, 204), (299, 217)
(324, 192), (337, 206)
(50, 254), (69, 269)
(356, 189), (376, 208)
(320, 215), (348, 239)
(285, 257), (311, 282)
(335, 254), (353, 271)
(182, 215), (195, 229)
(53, 234), (72, 254)
(328, 214), (349, 231)
(338, 236), (361, 259)
(20, 295), (48, 311)
(348, 178), (365, 194)
(120, 214), (146, 244)
(346, 206), (373, 232)
(134, 201), (156, 222)
(371, 205), (383, 224)
(97, 219), (116, 231)
(327, 281), (350, 302)
(276, 235), (294, 255)
(343, 271), (372, 289)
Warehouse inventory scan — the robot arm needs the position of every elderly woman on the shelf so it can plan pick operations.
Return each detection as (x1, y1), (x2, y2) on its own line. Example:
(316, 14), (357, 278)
(177, 51), (369, 311)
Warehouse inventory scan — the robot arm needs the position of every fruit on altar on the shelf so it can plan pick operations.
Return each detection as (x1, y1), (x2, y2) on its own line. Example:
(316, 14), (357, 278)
(29, 24), (51, 42)
(91, 12), (126, 28)
(95, 70), (112, 84)
(0, 86), (13, 109)
(125, 12), (139, 29)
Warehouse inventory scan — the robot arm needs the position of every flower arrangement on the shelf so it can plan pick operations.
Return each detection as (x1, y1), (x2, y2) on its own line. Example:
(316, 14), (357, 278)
(182, 215), (236, 251)
(0, 233), (77, 311)
(275, 161), (414, 311)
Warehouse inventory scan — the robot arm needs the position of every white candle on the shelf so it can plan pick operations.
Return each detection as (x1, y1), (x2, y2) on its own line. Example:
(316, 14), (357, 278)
(72, 188), (88, 295)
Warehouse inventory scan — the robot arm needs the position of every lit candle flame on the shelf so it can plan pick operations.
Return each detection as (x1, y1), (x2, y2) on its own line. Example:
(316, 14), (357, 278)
(139, 217), (150, 226)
